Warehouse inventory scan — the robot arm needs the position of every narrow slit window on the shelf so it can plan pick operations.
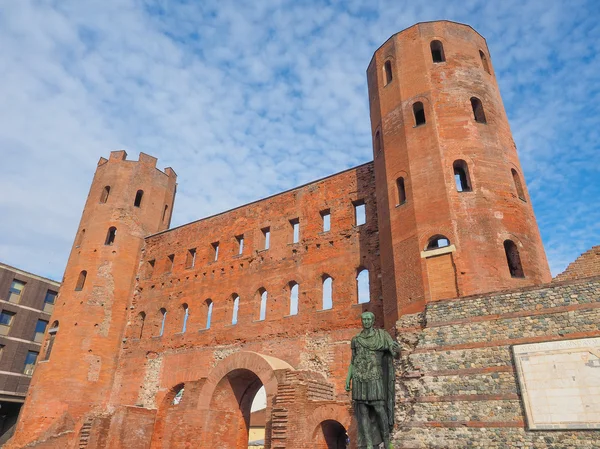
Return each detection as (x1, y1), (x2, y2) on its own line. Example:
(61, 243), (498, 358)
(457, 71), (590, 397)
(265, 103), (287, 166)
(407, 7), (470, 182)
(212, 242), (219, 261)
(75, 271), (87, 291)
(186, 249), (196, 268)
(262, 227), (270, 250)
(354, 201), (366, 226)
(167, 254), (174, 272)
(136, 312), (145, 339)
(413, 102), (426, 126)
(374, 130), (382, 156)
(181, 304), (189, 333)
(470, 97), (487, 123)
(147, 259), (155, 278)
(105, 227), (117, 245)
(322, 276), (333, 310)
(232, 295), (240, 325)
(289, 282), (299, 316)
(100, 186), (110, 203)
(204, 300), (213, 329)
(453, 160), (472, 192)
(75, 229), (85, 247)
(511, 169), (526, 201)
(43, 321), (58, 360)
(321, 209), (331, 232)
(290, 219), (300, 244)
(356, 269), (370, 304)
(236, 235), (244, 255)
(430, 40), (445, 63)
(162, 205), (169, 222)
(480, 50), (491, 74)
(426, 235), (450, 250)
(504, 240), (525, 278)
(396, 177), (406, 205)
(384, 60), (393, 85)
(258, 289), (267, 321)
(134, 190), (144, 207)
(159, 308), (167, 336)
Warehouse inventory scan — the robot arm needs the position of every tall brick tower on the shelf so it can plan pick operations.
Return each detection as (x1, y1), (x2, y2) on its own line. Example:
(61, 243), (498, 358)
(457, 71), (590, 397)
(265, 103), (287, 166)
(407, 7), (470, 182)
(12, 151), (176, 445)
(369, 21), (551, 326)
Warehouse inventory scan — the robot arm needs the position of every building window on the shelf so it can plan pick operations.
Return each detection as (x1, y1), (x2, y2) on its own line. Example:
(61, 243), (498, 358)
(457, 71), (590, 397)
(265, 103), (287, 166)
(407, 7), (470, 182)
(396, 177), (406, 205)
(354, 201), (366, 226)
(321, 209), (331, 232)
(430, 40), (445, 63)
(24, 351), (39, 376)
(75, 229), (85, 247)
(167, 254), (174, 272)
(43, 290), (57, 313)
(258, 289), (267, 321)
(289, 282), (299, 316)
(34, 319), (48, 343)
(426, 235), (450, 250)
(479, 50), (491, 74)
(159, 308), (167, 337)
(374, 130), (382, 156)
(384, 60), (393, 85)
(134, 190), (144, 207)
(236, 235), (244, 255)
(0, 311), (15, 336)
(7, 280), (25, 303)
(186, 249), (196, 268)
(100, 186), (110, 203)
(105, 227), (117, 245)
(356, 268), (370, 304)
(212, 242), (219, 261)
(470, 97), (487, 124)
(135, 312), (145, 339)
(453, 160), (472, 192)
(204, 299), (214, 329)
(322, 275), (333, 310)
(232, 295), (240, 325)
(504, 240), (525, 278)
(75, 271), (87, 291)
(181, 303), (189, 333)
(162, 205), (169, 223)
(511, 169), (526, 201)
(172, 385), (185, 406)
(43, 321), (58, 360)
(290, 218), (300, 244)
(262, 227), (271, 250)
(413, 102), (426, 126)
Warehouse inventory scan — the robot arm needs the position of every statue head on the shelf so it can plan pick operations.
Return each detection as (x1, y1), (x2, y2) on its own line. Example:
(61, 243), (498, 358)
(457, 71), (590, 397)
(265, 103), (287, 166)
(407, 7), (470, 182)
(360, 311), (375, 330)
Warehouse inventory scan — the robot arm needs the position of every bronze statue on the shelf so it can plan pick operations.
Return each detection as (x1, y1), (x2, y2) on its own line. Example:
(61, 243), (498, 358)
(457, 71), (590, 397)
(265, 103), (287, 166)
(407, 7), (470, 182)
(346, 312), (398, 449)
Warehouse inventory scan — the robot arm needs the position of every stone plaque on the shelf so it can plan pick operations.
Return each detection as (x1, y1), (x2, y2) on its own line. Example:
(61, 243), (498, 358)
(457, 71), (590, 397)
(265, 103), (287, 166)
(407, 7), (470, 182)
(513, 337), (600, 430)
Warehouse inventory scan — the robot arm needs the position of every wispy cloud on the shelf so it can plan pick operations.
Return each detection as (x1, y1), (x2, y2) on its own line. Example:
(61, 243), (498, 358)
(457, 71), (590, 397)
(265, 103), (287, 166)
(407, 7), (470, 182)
(0, 0), (598, 279)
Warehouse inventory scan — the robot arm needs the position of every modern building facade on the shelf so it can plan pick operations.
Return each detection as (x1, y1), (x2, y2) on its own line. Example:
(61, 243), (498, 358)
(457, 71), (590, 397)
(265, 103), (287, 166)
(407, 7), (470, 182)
(0, 262), (59, 444)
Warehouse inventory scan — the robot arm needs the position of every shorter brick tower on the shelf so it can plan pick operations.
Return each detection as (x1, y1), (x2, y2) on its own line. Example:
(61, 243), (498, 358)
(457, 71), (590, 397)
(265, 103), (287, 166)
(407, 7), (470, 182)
(368, 22), (551, 327)
(11, 151), (176, 446)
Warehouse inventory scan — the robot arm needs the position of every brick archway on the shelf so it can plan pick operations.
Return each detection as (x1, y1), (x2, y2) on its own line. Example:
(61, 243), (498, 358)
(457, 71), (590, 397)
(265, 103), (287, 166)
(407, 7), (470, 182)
(309, 404), (353, 449)
(199, 351), (293, 449)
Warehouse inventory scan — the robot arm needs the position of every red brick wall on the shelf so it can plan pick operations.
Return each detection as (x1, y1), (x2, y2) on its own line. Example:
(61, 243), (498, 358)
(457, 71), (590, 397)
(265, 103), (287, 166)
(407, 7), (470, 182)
(553, 246), (600, 282)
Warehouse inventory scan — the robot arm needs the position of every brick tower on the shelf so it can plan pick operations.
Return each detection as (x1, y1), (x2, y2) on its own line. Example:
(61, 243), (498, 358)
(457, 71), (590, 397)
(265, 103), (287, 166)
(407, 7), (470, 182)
(11, 151), (176, 446)
(368, 21), (551, 326)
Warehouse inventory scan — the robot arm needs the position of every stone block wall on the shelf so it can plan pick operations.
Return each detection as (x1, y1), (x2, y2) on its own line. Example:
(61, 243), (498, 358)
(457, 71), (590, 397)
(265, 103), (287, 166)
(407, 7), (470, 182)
(394, 277), (600, 448)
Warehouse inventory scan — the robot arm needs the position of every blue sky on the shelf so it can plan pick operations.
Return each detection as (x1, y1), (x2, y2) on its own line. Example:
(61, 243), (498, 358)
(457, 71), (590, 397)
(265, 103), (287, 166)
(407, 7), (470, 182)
(0, 0), (598, 281)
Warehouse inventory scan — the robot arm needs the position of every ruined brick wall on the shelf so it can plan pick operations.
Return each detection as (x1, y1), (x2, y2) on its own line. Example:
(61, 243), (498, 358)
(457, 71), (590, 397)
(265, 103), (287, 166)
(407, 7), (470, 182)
(394, 278), (600, 448)
(553, 246), (600, 283)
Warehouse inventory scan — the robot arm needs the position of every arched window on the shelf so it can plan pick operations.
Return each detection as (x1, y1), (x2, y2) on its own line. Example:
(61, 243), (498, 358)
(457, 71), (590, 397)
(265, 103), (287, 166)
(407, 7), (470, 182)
(384, 60), (393, 85)
(322, 275), (333, 310)
(470, 97), (487, 123)
(511, 169), (526, 201)
(396, 177), (406, 205)
(105, 227), (117, 245)
(43, 320), (59, 361)
(100, 186), (110, 203)
(430, 40), (445, 63)
(75, 229), (85, 247)
(504, 240), (524, 278)
(134, 190), (144, 207)
(413, 102), (426, 126)
(289, 282), (299, 316)
(172, 384), (185, 405)
(159, 308), (167, 337)
(204, 300), (213, 329)
(356, 269), (370, 304)
(453, 160), (472, 192)
(479, 50), (491, 74)
(258, 289), (267, 321)
(426, 235), (450, 250)
(232, 295), (240, 325)
(75, 271), (87, 291)
(136, 312), (146, 339)
(181, 304), (189, 333)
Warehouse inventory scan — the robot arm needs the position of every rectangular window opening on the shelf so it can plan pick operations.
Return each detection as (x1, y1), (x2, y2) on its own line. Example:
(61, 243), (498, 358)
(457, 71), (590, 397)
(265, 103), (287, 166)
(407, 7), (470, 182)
(321, 209), (331, 232)
(212, 242), (219, 261)
(236, 235), (244, 255)
(24, 351), (39, 376)
(34, 319), (48, 343)
(8, 280), (25, 304)
(0, 311), (15, 336)
(167, 254), (174, 271)
(353, 201), (366, 226)
(262, 227), (271, 250)
(290, 219), (300, 244)
(186, 248), (196, 268)
(43, 290), (57, 313)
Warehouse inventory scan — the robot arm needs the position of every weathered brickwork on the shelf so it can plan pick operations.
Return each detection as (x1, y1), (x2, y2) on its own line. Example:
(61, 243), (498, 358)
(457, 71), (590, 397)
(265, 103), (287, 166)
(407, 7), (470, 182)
(10, 21), (595, 449)
(554, 246), (600, 283)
